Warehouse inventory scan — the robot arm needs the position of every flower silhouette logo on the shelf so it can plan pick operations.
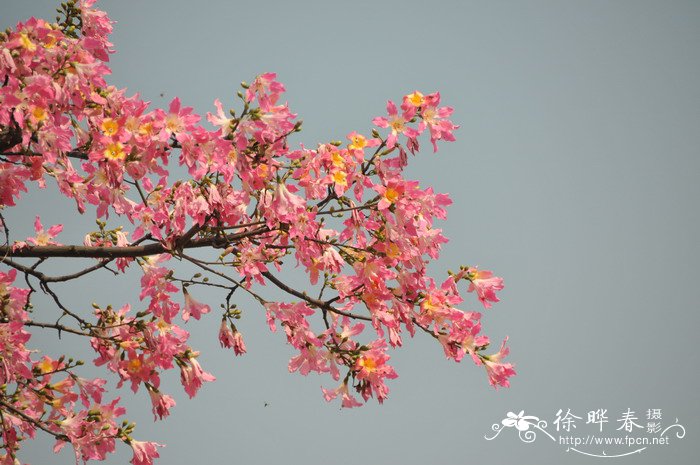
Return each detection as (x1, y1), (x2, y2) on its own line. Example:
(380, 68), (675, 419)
(501, 411), (540, 431)
(485, 410), (555, 443)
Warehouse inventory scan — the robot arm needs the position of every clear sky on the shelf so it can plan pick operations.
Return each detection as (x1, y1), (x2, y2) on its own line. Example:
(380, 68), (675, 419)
(2, 1), (699, 464)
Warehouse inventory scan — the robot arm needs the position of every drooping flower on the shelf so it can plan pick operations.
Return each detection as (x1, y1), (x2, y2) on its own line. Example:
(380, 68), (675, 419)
(322, 382), (363, 408)
(182, 289), (210, 321)
(129, 440), (163, 465)
(483, 337), (516, 388)
(218, 320), (247, 356)
(147, 388), (176, 421)
(178, 352), (215, 398)
(466, 267), (504, 309)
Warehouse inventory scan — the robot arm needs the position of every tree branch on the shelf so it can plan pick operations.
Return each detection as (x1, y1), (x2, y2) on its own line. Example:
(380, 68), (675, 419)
(1, 257), (114, 282)
(261, 271), (371, 321)
(0, 226), (269, 259)
(0, 400), (68, 441)
(23, 320), (114, 340)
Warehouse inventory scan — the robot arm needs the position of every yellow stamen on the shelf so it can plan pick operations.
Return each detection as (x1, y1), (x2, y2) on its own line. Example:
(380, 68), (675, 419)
(32, 106), (47, 122)
(333, 170), (347, 186)
(20, 32), (36, 51)
(165, 114), (182, 133)
(127, 358), (142, 373)
(385, 242), (400, 259)
(422, 297), (439, 313)
(43, 35), (57, 49)
(349, 134), (367, 151)
(359, 356), (377, 373)
(100, 118), (119, 136)
(156, 319), (171, 332)
(406, 91), (424, 107)
(138, 122), (154, 136)
(38, 358), (53, 374)
(104, 142), (126, 161)
(390, 118), (405, 132)
(384, 187), (400, 203)
(331, 151), (345, 168)
(422, 108), (436, 123)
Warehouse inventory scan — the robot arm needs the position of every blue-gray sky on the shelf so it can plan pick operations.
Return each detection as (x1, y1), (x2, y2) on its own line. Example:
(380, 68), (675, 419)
(2, 1), (699, 464)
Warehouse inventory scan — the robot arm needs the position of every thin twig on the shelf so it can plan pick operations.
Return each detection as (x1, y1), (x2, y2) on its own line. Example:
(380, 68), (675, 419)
(261, 271), (371, 321)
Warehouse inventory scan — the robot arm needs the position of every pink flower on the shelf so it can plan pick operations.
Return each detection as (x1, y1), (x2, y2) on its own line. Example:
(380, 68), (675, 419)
(207, 99), (233, 135)
(269, 182), (306, 223)
(179, 352), (215, 398)
(182, 290), (210, 321)
(26, 215), (63, 246)
(372, 100), (419, 148)
(353, 339), (398, 403)
(466, 267), (504, 309)
(483, 337), (516, 388)
(75, 377), (106, 407)
(218, 321), (247, 356)
(322, 382), (363, 408)
(147, 388), (176, 421)
(129, 440), (163, 465)
(231, 330), (246, 355)
(245, 72), (286, 109)
(419, 92), (459, 152)
(161, 97), (199, 136)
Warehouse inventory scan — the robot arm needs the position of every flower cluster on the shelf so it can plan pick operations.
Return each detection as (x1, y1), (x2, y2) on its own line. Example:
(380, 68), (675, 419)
(0, 1), (513, 463)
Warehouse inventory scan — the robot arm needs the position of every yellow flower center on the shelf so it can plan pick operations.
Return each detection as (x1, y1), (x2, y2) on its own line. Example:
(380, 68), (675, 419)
(422, 296), (439, 313)
(101, 118), (119, 136)
(385, 242), (400, 259)
(38, 358), (54, 374)
(156, 319), (171, 332)
(406, 91), (424, 107)
(165, 114), (183, 133)
(390, 118), (405, 132)
(20, 32), (36, 51)
(384, 187), (400, 203)
(104, 142), (126, 161)
(349, 134), (367, 151)
(32, 106), (47, 122)
(35, 232), (51, 246)
(127, 358), (142, 373)
(422, 108), (436, 123)
(43, 35), (57, 49)
(138, 122), (154, 136)
(331, 151), (345, 168)
(359, 356), (377, 373)
(333, 170), (347, 186)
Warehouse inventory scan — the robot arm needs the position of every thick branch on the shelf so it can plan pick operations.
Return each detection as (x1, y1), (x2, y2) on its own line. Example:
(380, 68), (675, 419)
(0, 226), (269, 259)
